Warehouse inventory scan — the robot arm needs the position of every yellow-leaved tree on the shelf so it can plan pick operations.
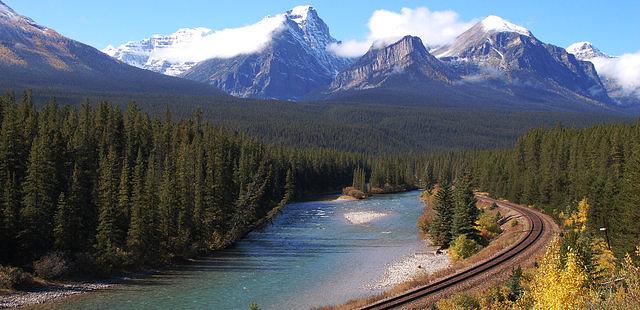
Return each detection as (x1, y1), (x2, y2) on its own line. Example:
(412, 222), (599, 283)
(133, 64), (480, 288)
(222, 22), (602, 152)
(527, 237), (592, 309)
(562, 198), (589, 232)
(591, 237), (617, 282)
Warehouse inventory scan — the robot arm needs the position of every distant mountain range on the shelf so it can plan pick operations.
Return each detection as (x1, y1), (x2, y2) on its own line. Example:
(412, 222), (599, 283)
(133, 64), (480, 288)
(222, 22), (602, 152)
(0, 1), (223, 97)
(104, 6), (636, 108)
(565, 41), (638, 106)
(0, 2), (636, 109)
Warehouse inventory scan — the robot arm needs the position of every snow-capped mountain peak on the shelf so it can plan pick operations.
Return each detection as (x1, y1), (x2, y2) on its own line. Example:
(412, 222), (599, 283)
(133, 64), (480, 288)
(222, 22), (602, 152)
(104, 5), (348, 79)
(481, 15), (531, 36)
(288, 5), (315, 23)
(102, 16), (285, 75)
(566, 41), (610, 60)
(103, 45), (117, 57)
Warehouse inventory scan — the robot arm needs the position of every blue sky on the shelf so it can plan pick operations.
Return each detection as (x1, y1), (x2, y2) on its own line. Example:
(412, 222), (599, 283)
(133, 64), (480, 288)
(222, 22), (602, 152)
(4, 0), (639, 55)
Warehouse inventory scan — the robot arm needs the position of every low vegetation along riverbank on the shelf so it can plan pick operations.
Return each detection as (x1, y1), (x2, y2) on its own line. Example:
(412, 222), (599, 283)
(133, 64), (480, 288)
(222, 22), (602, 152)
(339, 166), (417, 200)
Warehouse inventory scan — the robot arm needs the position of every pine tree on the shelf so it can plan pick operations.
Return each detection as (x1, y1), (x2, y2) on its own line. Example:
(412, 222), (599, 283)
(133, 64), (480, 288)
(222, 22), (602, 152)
(20, 136), (57, 260)
(143, 153), (160, 263)
(429, 181), (455, 247)
(176, 140), (195, 251)
(281, 168), (296, 205)
(159, 155), (178, 257)
(507, 266), (523, 302)
(369, 166), (383, 189)
(67, 163), (92, 252)
(53, 193), (73, 252)
(451, 174), (479, 239)
(621, 143), (640, 254)
(1, 173), (19, 262)
(117, 155), (131, 237)
(192, 137), (205, 242)
(127, 149), (146, 264)
(352, 167), (366, 192)
(95, 147), (122, 266)
(0, 101), (22, 183)
(423, 163), (435, 191)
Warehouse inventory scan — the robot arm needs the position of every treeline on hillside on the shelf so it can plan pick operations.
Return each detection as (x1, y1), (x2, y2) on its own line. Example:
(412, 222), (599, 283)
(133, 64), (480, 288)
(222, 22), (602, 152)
(27, 89), (632, 154)
(422, 121), (640, 257)
(0, 92), (369, 274)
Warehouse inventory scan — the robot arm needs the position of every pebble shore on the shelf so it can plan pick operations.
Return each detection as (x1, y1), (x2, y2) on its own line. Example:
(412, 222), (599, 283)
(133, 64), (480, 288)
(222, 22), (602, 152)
(0, 282), (112, 308)
(373, 248), (451, 289)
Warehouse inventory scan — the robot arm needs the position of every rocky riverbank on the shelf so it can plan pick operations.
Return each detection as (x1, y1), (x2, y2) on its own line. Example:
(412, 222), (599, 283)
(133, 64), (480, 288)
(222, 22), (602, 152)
(373, 248), (451, 289)
(0, 282), (113, 308)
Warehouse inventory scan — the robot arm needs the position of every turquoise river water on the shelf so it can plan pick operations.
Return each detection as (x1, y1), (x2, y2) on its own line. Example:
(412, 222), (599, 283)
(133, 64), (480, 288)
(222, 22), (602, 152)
(45, 191), (428, 310)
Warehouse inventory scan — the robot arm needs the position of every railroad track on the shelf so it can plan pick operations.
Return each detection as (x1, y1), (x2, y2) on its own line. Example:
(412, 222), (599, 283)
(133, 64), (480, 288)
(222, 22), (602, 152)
(359, 197), (545, 310)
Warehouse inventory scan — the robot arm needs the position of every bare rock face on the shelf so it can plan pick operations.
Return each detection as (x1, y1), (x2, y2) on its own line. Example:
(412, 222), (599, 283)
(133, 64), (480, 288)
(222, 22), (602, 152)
(328, 36), (457, 92)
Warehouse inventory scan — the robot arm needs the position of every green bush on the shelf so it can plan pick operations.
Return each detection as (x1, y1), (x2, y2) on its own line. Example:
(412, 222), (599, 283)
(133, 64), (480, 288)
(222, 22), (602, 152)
(478, 211), (502, 238)
(0, 266), (32, 290)
(449, 234), (479, 261)
(33, 252), (69, 280)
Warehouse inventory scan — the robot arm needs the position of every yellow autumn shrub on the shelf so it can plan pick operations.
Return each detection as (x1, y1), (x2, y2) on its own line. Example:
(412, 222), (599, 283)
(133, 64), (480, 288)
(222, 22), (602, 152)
(527, 237), (593, 309)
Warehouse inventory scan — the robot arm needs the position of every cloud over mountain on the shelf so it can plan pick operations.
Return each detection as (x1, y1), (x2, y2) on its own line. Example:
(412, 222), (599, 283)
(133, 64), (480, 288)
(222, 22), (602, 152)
(590, 51), (640, 98)
(328, 7), (476, 58)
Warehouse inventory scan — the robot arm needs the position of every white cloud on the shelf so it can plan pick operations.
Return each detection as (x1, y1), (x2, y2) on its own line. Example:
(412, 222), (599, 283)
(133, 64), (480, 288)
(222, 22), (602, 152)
(149, 15), (287, 63)
(590, 51), (640, 98)
(328, 7), (476, 58)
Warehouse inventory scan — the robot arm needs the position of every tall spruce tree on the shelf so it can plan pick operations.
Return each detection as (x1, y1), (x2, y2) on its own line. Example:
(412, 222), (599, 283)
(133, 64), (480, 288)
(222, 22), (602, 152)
(452, 174), (479, 239)
(53, 193), (73, 252)
(20, 136), (57, 260)
(143, 153), (160, 263)
(429, 181), (454, 247)
(281, 168), (296, 206)
(117, 155), (131, 237)
(1, 173), (19, 262)
(352, 167), (366, 192)
(159, 155), (178, 257)
(621, 143), (640, 254)
(127, 149), (146, 265)
(95, 147), (122, 265)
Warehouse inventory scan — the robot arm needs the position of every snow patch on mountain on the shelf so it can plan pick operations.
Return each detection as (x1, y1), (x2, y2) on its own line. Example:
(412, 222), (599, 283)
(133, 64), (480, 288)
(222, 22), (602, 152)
(104, 5), (348, 77)
(567, 42), (640, 99)
(104, 15), (287, 75)
(481, 15), (531, 36)
(0, 0), (50, 33)
(566, 41), (610, 59)
(289, 5), (313, 23)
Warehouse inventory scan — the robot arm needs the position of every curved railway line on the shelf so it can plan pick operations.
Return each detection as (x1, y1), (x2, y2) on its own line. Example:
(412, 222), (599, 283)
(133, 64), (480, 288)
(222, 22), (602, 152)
(359, 197), (547, 310)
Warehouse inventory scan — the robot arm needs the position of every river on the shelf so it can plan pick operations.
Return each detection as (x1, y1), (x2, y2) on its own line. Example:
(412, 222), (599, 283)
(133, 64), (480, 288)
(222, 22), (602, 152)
(44, 191), (433, 310)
